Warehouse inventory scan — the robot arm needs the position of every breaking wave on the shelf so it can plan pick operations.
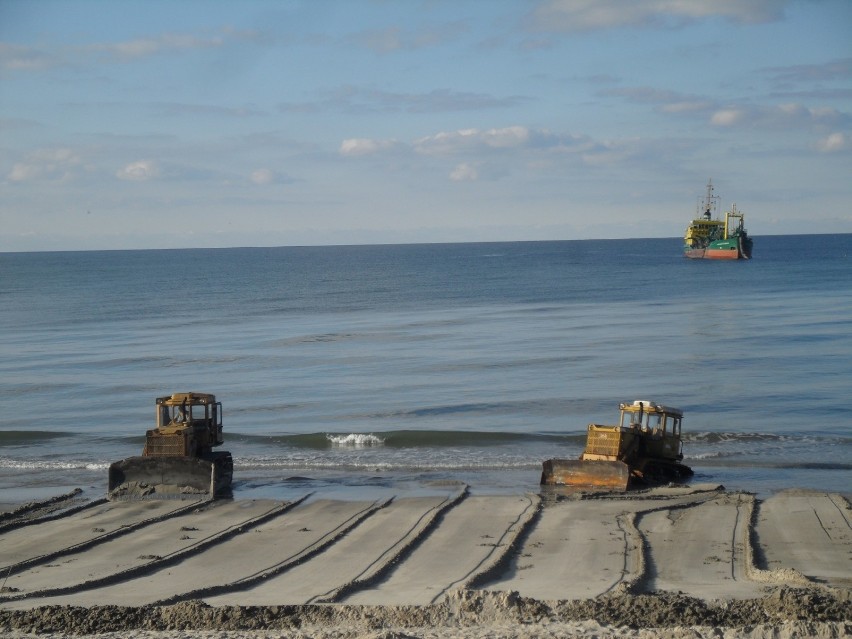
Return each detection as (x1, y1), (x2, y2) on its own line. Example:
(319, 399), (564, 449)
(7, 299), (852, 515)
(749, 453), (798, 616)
(327, 433), (386, 447)
(0, 457), (109, 471)
(231, 430), (581, 449)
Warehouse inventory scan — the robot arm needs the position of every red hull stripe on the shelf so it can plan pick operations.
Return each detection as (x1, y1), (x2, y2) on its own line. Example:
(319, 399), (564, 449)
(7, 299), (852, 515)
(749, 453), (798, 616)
(704, 249), (740, 259)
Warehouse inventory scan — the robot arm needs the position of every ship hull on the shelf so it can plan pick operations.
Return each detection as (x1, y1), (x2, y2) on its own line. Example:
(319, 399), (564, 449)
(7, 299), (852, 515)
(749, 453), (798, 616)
(684, 236), (752, 260)
(705, 247), (742, 259)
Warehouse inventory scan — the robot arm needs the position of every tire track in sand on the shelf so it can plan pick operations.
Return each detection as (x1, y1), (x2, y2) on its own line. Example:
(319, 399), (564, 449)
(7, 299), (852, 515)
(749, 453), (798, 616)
(0, 498), (299, 605)
(203, 488), (469, 606)
(637, 492), (767, 599)
(339, 494), (539, 606)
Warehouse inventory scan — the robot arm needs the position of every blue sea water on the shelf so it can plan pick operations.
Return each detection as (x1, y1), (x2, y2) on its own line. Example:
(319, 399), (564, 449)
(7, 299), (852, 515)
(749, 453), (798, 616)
(1, 236), (851, 504)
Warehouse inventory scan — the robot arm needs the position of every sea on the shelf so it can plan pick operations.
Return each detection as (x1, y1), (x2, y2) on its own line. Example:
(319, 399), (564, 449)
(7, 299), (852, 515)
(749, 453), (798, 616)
(2, 235), (851, 506)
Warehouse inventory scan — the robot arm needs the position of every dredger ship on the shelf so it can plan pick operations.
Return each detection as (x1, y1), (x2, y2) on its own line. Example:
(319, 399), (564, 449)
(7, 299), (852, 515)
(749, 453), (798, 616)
(683, 179), (753, 259)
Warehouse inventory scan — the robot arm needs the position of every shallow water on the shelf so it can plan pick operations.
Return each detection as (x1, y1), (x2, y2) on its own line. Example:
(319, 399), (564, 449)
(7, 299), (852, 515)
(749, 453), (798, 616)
(1, 236), (851, 503)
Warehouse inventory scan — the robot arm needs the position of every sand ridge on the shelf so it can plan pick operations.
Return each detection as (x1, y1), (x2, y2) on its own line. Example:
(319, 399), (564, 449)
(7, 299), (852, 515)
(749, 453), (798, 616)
(1, 485), (850, 637)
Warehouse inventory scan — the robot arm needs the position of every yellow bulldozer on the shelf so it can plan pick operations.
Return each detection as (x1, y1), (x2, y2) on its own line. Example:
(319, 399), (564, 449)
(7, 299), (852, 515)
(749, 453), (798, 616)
(108, 392), (233, 500)
(541, 400), (693, 491)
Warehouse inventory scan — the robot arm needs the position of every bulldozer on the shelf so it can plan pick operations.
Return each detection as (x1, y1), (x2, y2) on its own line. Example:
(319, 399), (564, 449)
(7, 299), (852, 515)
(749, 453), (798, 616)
(541, 400), (693, 491)
(108, 392), (233, 500)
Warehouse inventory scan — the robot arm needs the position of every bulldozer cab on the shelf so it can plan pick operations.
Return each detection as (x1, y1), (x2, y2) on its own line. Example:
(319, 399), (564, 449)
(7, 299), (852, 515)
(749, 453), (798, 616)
(144, 393), (224, 459)
(155, 392), (223, 445)
(619, 400), (683, 461)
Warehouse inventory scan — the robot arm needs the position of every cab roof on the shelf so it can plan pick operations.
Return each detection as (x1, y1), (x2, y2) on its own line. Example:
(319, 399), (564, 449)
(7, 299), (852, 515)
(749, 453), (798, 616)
(156, 392), (217, 406)
(619, 400), (683, 417)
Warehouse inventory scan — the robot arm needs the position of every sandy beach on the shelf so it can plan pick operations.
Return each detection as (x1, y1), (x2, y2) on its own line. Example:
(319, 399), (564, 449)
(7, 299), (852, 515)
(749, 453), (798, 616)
(1, 485), (849, 638)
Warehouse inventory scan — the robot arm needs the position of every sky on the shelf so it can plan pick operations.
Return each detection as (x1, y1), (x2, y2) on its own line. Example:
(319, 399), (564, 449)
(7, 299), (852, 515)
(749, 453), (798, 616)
(1, 0), (851, 251)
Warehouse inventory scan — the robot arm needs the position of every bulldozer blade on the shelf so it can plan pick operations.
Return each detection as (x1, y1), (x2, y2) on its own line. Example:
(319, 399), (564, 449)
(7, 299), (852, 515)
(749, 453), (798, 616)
(108, 456), (218, 500)
(540, 459), (630, 491)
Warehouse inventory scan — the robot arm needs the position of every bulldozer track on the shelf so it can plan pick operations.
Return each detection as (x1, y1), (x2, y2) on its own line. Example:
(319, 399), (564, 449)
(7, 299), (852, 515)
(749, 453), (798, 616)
(0, 497), (304, 604)
(2, 485), (849, 608)
(154, 496), (392, 606)
(311, 486), (471, 604)
(0, 490), (95, 533)
(0, 498), (205, 578)
(430, 492), (538, 604)
(0, 498), (109, 536)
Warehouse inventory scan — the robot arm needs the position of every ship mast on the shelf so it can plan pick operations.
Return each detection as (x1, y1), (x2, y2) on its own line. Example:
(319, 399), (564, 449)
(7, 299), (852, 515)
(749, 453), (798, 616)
(698, 178), (719, 220)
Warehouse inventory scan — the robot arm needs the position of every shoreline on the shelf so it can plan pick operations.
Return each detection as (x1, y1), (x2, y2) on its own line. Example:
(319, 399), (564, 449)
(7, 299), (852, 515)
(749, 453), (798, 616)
(1, 485), (850, 638)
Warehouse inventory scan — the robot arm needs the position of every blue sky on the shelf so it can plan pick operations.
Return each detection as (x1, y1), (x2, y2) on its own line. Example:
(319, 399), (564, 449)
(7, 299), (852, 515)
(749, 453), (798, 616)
(1, 0), (850, 251)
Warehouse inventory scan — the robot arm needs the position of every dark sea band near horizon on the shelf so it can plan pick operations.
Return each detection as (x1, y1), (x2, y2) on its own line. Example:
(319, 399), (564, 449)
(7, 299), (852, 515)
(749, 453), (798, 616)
(1, 235), (851, 505)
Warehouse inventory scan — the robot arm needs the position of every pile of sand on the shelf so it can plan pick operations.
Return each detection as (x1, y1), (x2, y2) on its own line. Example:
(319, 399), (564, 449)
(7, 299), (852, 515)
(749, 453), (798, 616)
(1, 587), (849, 638)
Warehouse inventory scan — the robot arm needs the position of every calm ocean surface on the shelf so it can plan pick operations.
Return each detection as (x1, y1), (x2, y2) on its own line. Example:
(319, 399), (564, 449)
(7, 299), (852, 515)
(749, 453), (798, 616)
(1, 236), (851, 504)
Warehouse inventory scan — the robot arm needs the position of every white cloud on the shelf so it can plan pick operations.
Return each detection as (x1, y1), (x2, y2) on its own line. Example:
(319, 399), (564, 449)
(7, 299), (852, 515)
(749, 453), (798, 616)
(608, 84), (852, 136)
(6, 148), (81, 182)
(710, 108), (748, 127)
(350, 22), (468, 54)
(250, 168), (275, 185)
(763, 57), (852, 85)
(777, 102), (810, 118)
(338, 125), (617, 182)
(7, 164), (35, 182)
(116, 160), (160, 181)
(339, 138), (399, 156)
(529, 0), (789, 32)
(481, 126), (531, 148)
(83, 31), (241, 60)
(0, 43), (58, 70)
(415, 126), (558, 155)
(580, 139), (642, 167)
(816, 132), (849, 153)
(287, 86), (523, 115)
(340, 126), (596, 167)
(450, 162), (479, 181)
(2, 29), (260, 72)
(660, 100), (713, 114)
(416, 125), (597, 156)
(804, 106), (848, 127)
(709, 102), (850, 129)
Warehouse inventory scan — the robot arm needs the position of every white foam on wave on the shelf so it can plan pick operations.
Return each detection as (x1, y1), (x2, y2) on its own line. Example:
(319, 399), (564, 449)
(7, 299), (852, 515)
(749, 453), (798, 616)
(236, 455), (538, 471)
(326, 433), (386, 447)
(685, 451), (726, 460)
(0, 457), (109, 471)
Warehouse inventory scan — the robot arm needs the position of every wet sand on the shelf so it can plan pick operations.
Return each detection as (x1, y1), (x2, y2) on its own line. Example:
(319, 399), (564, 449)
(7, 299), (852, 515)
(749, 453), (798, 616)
(1, 485), (850, 638)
